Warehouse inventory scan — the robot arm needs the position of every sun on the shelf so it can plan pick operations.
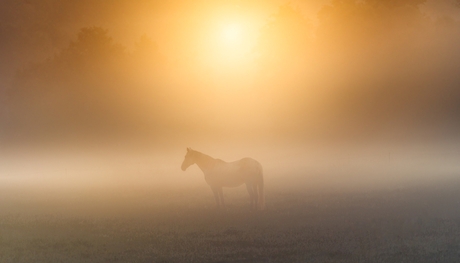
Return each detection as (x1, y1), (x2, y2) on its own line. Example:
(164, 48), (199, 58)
(199, 19), (255, 71)
(221, 23), (242, 46)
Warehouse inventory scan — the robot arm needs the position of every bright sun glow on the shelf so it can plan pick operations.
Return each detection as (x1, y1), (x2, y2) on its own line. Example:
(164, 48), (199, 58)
(221, 24), (242, 45)
(203, 20), (255, 71)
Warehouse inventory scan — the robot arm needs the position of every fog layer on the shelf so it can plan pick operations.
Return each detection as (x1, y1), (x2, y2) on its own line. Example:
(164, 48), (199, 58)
(1, 0), (460, 190)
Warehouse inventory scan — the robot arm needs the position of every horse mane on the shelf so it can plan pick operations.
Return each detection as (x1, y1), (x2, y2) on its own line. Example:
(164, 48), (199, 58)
(191, 150), (223, 172)
(191, 150), (215, 162)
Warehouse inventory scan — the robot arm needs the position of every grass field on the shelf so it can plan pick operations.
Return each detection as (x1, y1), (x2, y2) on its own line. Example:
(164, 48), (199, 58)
(1, 173), (460, 263)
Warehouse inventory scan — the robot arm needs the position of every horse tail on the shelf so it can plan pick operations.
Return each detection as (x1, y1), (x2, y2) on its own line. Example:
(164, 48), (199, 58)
(257, 165), (265, 210)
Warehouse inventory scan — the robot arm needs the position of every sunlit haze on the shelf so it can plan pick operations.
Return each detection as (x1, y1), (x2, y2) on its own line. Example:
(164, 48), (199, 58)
(1, 0), (460, 193)
(222, 23), (242, 45)
(1, 1), (460, 261)
(1, 0), (460, 191)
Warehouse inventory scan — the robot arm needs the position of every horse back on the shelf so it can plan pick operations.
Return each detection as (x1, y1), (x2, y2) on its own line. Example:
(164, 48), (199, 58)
(236, 157), (261, 173)
(206, 157), (262, 187)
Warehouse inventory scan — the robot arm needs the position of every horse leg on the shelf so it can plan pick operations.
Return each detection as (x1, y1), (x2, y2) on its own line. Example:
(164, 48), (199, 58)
(211, 187), (221, 209)
(218, 187), (226, 209)
(252, 184), (259, 209)
(246, 183), (255, 210)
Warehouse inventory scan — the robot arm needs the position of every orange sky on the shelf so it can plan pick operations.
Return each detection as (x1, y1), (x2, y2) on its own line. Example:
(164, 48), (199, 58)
(2, 0), (460, 146)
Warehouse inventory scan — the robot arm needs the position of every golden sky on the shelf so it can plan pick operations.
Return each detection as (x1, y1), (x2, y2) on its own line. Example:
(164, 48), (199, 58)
(2, 0), (460, 145)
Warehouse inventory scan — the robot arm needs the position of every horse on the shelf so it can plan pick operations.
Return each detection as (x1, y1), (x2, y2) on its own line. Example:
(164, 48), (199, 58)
(181, 148), (265, 210)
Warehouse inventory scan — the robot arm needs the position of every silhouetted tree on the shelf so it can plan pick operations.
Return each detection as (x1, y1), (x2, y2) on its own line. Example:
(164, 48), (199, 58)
(9, 27), (133, 137)
(56, 27), (126, 71)
(130, 34), (164, 79)
(366, 0), (426, 8)
(312, 0), (460, 135)
(133, 35), (159, 62)
(316, 0), (427, 56)
(13, 27), (128, 99)
(255, 4), (312, 68)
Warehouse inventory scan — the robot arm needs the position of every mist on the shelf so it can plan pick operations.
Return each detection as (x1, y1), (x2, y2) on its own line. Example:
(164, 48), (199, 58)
(2, 0), (460, 180)
(2, 0), (460, 262)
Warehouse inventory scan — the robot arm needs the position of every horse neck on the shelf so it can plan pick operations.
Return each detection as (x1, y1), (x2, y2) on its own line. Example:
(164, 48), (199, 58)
(193, 152), (216, 174)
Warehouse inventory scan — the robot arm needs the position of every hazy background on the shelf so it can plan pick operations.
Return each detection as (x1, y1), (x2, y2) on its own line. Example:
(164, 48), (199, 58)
(1, 0), (460, 198)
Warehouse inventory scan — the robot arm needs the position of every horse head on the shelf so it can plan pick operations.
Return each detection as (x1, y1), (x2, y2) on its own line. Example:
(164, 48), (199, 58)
(181, 147), (196, 171)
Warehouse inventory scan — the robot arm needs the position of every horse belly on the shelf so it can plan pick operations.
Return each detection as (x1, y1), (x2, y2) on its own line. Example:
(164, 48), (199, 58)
(206, 170), (247, 188)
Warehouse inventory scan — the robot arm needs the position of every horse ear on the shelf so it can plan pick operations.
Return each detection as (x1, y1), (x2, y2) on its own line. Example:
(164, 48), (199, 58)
(187, 147), (190, 152)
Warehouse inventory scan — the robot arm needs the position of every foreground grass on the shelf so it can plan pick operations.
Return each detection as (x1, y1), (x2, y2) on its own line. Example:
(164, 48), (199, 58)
(1, 183), (460, 262)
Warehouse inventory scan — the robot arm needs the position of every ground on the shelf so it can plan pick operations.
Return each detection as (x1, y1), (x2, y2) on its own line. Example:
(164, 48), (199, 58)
(1, 177), (460, 263)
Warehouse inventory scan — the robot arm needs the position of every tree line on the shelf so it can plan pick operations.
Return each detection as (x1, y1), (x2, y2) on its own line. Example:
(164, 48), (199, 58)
(4, 0), (460, 141)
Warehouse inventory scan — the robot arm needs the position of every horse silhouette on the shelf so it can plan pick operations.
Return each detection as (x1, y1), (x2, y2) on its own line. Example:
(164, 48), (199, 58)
(181, 148), (265, 210)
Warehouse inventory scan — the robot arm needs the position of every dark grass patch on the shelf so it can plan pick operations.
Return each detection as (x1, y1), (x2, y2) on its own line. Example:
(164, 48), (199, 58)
(1, 186), (460, 262)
